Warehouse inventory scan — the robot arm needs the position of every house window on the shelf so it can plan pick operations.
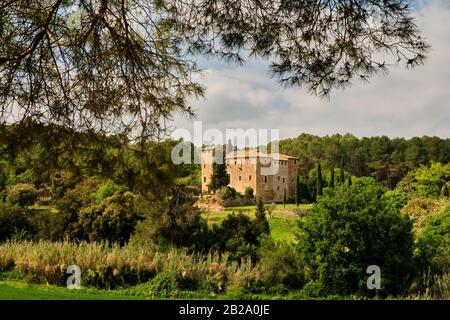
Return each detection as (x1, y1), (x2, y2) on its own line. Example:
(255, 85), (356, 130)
(249, 175), (252, 181)
(239, 176), (241, 181)
(278, 176), (280, 181)
(203, 177), (206, 183)
(264, 176), (267, 183)
(277, 186), (280, 190)
(283, 178), (285, 183)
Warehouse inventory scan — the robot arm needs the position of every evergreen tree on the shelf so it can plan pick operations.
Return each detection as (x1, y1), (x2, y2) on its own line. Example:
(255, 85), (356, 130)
(340, 158), (345, 185)
(283, 188), (287, 208)
(208, 163), (229, 193)
(296, 176), (300, 206)
(330, 164), (335, 189)
(254, 199), (270, 237)
(348, 175), (352, 186)
(317, 162), (323, 197)
(256, 199), (266, 220)
(298, 176), (311, 204)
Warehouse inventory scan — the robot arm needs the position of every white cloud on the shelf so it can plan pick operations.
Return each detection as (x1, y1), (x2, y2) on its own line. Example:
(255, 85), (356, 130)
(173, 0), (450, 142)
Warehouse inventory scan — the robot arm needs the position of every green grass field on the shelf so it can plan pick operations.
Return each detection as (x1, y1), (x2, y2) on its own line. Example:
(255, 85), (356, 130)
(203, 203), (311, 243)
(0, 281), (146, 300)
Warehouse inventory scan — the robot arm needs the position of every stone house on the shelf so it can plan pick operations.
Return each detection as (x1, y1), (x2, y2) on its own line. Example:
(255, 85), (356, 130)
(201, 146), (298, 202)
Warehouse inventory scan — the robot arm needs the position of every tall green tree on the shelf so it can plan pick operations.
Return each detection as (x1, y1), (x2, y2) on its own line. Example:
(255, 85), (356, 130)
(316, 162), (323, 197)
(340, 158), (345, 185)
(297, 177), (414, 296)
(208, 163), (229, 193)
(330, 164), (335, 189)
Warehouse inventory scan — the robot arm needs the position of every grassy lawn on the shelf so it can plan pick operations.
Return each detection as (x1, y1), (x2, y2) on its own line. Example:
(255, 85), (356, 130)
(203, 204), (311, 243)
(0, 281), (146, 300)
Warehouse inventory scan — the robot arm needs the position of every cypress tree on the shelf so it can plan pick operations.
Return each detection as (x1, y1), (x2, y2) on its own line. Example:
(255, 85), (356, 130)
(283, 188), (287, 208)
(256, 199), (266, 219)
(296, 176), (300, 206)
(330, 164), (335, 189)
(348, 175), (352, 186)
(317, 162), (323, 197)
(340, 158), (345, 184)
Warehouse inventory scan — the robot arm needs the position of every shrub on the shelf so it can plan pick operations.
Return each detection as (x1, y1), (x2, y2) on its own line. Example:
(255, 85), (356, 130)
(212, 206), (270, 262)
(0, 203), (32, 242)
(93, 180), (120, 204)
(297, 177), (414, 296)
(414, 206), (450, 273)
(397, 162), (450, 198)
(244, 187), (254, 199)
(258, 237), (305, 289)
(6, 183), (38, 208)
(132, 186), (211, 251)
(28, 209), (62, 241)
(49, 170), (78, 201)
(218, 186), (237, 200)
(52, 178), (101, 240)
(78, 192), (142, 245)
(400, 197), (449, 234)
(144, 271), (181, 297)
(383, 189), (409, 211)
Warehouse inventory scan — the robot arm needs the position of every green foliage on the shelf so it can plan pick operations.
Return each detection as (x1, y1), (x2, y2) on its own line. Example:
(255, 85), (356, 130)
(133, 187), (210, 251)
(0, 166), (7, 191)
(52, 179), (101, 240)
(143, 271), (182, 297)
(0, 203), (32, 242)
(278, 134), (450, 188)
(208, 163), (229, 193)
(212, 204), (270, 262)
(316, 162), (323, 197)
(296, 176), (311, 204)
(78, 192), (142, 245)
(398, 162), (450, 198)
(244, 186), (254, 199)
(93, 180), (121, 204)
(440, 184), (449, 198)
(258, 237), (305, 289)
(415, 207), (450, 272)
(49, 170), (78, 202)
(400, 197), (449, 235)
(297, 177), (414, 296)
(340, 158), (345, 185)
(218, 186), (237, 200)
(6, 183), (38, 208)
(329, 165), (335, 189)
(255, 199), (265, 220)
(383, 190), (410, 211)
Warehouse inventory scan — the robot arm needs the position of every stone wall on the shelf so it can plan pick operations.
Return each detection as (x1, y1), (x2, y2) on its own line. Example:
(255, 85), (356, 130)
(201, 148), (298, 203)
(226, 157), (258, 195)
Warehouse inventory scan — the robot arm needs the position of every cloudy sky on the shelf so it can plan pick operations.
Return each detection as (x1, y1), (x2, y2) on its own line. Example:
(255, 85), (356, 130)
(172, 0), (450, 144)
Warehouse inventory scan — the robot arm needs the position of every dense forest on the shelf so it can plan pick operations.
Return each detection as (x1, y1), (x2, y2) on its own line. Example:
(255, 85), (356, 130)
(278, 133), (450, 188)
